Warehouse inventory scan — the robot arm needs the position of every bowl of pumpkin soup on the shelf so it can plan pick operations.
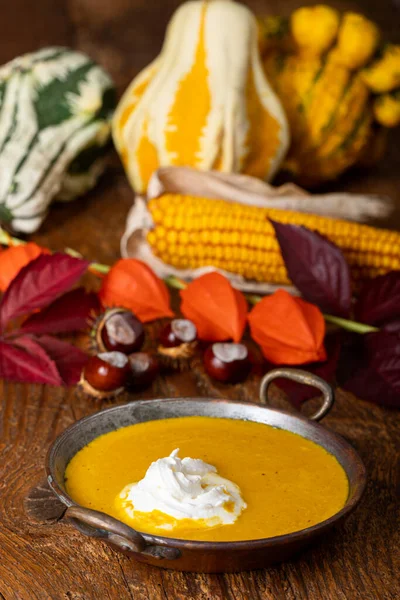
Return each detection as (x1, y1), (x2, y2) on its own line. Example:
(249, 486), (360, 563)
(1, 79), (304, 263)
(47, 368), (366, 573)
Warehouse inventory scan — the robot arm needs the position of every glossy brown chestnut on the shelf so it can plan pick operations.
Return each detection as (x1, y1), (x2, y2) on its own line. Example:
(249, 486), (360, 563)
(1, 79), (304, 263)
(128, 352), (159, 389)
(204, 343), (251, 384)
(81, 352), (130, 396)
(98, 309), (144, 355)
(159, 319), (197, 348)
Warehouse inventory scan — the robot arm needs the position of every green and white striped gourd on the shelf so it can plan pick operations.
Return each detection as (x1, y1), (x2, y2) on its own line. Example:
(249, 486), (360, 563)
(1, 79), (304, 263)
(0, 47), (116, 233)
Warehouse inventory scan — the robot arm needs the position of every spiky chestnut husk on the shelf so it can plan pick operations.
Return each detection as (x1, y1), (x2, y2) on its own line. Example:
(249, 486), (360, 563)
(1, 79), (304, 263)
(89, 307), (144, 355)
(79, 352), (130, 399)
(78, 377), (126, 400)
(157, 319), (198, 370)
(157, 341), (198, 371)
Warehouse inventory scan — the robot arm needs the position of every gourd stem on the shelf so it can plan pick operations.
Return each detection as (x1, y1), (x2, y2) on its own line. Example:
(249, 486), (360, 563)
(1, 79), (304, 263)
(0, 230), (380, 334)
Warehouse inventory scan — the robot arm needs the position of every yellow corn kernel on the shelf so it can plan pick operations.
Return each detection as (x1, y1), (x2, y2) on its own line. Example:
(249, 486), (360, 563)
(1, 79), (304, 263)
(147, 231), (156, 246)
(147, 194), (400, 285)
(166, 229), (178, 244)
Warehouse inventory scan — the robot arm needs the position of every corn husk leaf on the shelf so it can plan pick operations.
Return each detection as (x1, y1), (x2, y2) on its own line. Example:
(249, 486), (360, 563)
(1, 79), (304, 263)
(146, 167), (393, 221)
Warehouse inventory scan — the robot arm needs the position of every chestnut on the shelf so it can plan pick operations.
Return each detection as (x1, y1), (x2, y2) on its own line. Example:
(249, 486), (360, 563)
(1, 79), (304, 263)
(128, 352), (159, 389)
(95, 308), (144, 355)
(157, 319), (198, 370)
(203, 343), (251, 383)
(80, 352), (130, 398)
(159, 319), (197, 348)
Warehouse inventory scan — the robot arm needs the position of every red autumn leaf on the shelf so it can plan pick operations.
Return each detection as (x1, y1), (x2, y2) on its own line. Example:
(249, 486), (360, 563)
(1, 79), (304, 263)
(0, 337), (62, 386)
(0, 242), (49, 292)
(99, 259), (173, 322)
(271, 220), (351, 318)
(355, 271), (400, 325)
(20, 288), (100, 335)
(272, 334), (341, 409)
(180, 272), (248, 342)
(343, 332), (400, 409)
(35, 335), (89, 385)
(248, 289), (327, 365)
(0, 253), (89, 330)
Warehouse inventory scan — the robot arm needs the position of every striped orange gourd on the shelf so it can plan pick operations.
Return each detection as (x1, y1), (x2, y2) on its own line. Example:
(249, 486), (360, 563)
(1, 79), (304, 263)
(113, 0), (289, 194)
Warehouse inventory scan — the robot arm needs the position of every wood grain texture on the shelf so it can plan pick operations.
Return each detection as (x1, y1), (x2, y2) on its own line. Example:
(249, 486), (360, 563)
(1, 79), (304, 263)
(0, 0), (400, 598)
(0, 376), (399, 599)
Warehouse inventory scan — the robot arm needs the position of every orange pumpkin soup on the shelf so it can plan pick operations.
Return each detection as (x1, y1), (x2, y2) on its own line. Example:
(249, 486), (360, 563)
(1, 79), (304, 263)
(65, 416), (348, 542)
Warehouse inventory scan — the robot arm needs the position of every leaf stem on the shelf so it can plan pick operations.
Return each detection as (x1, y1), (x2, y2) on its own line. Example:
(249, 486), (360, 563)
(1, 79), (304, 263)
(323, 314), (378, 334)
(90, 262), (110, 274)
(164, 275), (187, 290)
(246, 294), (263, 305)
(58, 247), (110, 274)
(0, 232), (112, 276)
(0, 228), (25, 246)
(0, 230), (379, 335)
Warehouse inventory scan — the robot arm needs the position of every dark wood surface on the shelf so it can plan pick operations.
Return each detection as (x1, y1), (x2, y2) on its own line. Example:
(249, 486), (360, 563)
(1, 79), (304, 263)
(1, 1), (400, 598)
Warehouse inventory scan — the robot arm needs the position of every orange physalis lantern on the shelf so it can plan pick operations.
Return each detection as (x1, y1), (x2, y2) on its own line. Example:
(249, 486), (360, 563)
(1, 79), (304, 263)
(99, 259), (174, 322)
(180, 272), (248, 342)
(0, 242), (49, 292)
(248, 289), (327, 364)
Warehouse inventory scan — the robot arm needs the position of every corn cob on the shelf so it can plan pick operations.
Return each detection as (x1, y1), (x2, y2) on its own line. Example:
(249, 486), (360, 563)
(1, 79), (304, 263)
(147, 194), (400, 284)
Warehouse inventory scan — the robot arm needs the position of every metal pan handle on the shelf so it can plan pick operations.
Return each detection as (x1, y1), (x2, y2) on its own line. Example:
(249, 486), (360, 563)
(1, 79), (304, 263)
(259, 368), (334, 421)
(65, 505), (180, 560)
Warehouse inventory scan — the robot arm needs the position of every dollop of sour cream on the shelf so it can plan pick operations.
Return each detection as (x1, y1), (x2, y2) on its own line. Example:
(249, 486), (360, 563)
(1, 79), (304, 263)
(118, 449), (246, 530)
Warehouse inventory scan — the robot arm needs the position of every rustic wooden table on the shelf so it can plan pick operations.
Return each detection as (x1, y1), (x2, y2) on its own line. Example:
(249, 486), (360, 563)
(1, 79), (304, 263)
(1, 1), (400, 598)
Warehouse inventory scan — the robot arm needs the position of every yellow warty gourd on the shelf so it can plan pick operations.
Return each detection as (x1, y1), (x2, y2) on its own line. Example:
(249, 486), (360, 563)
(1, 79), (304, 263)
(291, 5), (339, 57)
(374, 91), (400, 128)
(362, 45), (400, 93)
(259, 5), (400, 186)
(147, 194), (400, 285)
(113, 0), (289, 193)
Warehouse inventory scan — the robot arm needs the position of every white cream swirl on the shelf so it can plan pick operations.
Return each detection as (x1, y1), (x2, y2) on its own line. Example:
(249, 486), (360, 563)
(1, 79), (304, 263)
(119, 449), (246, 529)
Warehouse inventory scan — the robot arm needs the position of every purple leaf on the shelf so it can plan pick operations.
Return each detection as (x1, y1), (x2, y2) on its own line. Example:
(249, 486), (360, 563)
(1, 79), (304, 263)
(20, 288), (100, 335)
(0, 253), (89, 329)
(355, 271), (400, 325)
(270, 334), (341, 409)
(382, 320), (400, 334)
(271, 220), (352, 317)
(344, 367), (400, 409)
(367, 331), (400, 369)
(343, 331), (400, 409)
(35, 335), (89, 385)
(0, 337), (62, 386)
(336, 333), (364, 385)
